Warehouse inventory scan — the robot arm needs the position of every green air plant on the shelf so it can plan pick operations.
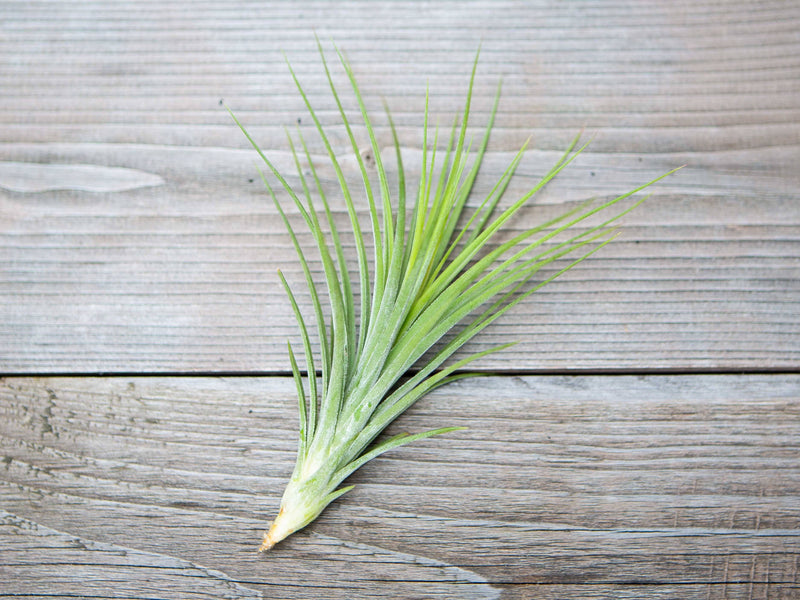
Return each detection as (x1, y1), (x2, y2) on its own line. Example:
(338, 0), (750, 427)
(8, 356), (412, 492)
(229, 43), (677, 552)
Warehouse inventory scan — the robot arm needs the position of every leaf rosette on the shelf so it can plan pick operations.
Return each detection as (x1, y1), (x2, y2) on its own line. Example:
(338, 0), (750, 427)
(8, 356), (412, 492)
(228, 41), (678, 551)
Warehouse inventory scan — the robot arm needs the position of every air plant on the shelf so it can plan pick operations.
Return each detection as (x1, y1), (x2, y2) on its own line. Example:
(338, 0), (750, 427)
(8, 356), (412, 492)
(228, 42), (677, 551)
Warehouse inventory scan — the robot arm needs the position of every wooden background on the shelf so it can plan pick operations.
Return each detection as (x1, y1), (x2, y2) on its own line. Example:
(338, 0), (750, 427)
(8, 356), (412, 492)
(1, 1), (798, 598)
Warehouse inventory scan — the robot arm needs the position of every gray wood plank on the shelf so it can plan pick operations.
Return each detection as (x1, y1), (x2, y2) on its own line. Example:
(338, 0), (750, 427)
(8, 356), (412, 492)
(1, 374), (798, 598)
(0, 511), (262, 599)
(1, 0), (799, 373)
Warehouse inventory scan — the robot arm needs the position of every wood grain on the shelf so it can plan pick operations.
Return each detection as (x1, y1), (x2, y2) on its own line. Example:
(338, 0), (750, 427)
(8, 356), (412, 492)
(1, 375), (798, 599)
(1, 0), (798, 373)
(1, 2), (798, 598)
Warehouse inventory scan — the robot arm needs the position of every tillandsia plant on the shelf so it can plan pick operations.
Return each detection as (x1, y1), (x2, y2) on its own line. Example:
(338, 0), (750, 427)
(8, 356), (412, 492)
(228, 42), (677, 551)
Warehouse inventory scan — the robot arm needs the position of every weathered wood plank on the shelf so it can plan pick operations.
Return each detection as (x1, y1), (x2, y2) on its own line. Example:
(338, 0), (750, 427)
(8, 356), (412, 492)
(1, 0), (799, 373)
(2, 1), (799, 152)
(1, 146), (797, 373)
(1, 375), (798, 598)
(1, 511), (263, 599)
